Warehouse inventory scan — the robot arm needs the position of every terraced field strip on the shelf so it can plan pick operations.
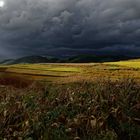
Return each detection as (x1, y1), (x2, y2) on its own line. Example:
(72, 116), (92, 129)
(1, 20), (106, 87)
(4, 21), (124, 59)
(0, 64), (85, 83)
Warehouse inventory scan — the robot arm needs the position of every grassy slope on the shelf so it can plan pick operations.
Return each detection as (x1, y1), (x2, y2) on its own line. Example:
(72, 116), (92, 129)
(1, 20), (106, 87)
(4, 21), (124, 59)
(105, 59), (140, 69)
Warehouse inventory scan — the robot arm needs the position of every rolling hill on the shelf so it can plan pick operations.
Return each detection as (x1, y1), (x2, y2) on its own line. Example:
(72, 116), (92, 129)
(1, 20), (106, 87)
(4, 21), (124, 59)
(0, 54), (139, 64)
(0, 56), (59, 64)
(66, 54), (139, 63)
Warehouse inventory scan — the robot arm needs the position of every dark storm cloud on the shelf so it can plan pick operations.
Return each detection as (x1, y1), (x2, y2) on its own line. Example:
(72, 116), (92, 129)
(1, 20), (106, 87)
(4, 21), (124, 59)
(0, 0), (140, 58)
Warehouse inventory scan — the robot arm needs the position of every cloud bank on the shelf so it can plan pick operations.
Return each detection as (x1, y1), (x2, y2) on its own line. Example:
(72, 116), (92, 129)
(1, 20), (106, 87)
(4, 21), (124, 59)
(0, 0), (140, 58)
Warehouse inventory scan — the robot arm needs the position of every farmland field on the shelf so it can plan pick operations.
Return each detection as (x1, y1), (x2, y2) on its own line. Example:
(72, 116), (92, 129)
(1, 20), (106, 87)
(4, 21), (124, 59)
(0, 59), (140, 84)
(0, 60), (140, 140)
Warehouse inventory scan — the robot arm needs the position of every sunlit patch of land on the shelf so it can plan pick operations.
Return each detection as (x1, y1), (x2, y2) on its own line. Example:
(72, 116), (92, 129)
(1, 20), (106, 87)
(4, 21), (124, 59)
(0, 59), (140, 85)
(105, 59), (140, 69)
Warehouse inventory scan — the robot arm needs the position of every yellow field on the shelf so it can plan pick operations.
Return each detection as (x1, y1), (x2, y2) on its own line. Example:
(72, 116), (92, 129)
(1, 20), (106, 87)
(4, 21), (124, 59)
(105, 59), (140, 69)
(0, 59), (140, 83)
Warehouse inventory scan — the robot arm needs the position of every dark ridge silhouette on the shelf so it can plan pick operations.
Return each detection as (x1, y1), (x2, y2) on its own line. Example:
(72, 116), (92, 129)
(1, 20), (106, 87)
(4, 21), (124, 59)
(0, 54), (140, 64)
(65, 54), (139, 63)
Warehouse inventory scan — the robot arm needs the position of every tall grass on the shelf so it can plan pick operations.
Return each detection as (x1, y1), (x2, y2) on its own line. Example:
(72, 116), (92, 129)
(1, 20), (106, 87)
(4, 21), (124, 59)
(0, 78), (140, 140)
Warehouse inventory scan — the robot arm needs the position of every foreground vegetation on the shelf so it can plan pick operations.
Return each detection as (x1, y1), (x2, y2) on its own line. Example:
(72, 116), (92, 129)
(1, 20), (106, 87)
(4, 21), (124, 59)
(0, 78), (140, 140)
(0, 60), (140, 139)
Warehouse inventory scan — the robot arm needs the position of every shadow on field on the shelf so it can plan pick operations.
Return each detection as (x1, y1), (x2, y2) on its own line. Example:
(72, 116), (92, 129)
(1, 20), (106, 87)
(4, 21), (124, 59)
(0, 78), (140, 140)
(0, 76), (34, 88)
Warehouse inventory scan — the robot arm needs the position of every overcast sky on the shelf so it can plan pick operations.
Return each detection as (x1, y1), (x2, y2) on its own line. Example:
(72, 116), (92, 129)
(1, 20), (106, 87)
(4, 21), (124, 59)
(0, 0), (140, 58)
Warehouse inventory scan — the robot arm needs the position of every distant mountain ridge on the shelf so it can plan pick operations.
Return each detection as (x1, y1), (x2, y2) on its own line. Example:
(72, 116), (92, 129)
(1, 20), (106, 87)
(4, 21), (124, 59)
(66, 54), (137, 63)
(13, 56), (59, 64)
(0, 55), (139, 64)
(0, 56), (59, 64)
